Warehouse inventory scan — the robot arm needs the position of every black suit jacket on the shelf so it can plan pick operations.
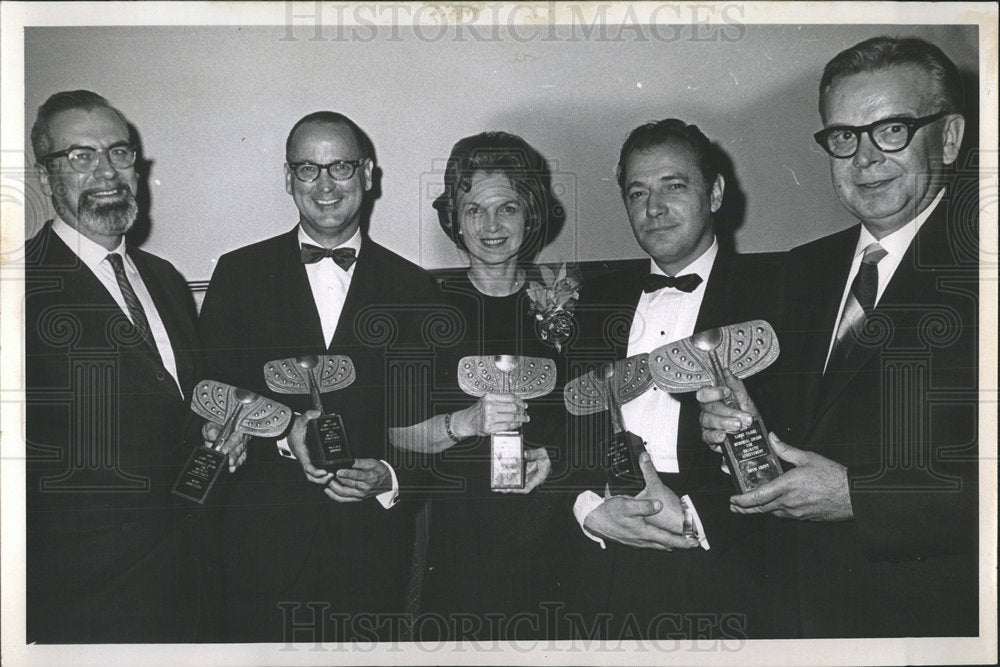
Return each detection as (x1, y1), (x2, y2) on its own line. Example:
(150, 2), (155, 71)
(197, 227), (442, 640)
(776, 200), (979, 637)
(560, 248), (790, 639)
(25, 222), (203, 643)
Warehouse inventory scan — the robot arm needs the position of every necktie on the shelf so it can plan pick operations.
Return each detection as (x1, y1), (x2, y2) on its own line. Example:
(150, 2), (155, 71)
(642, 273), (702, 294)
(826, 242), (888, 372)
(301, 244), (357, 270)
(106, 253), (162, 363)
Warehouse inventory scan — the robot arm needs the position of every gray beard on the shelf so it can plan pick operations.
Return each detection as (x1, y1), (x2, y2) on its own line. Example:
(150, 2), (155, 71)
(77, 190), (138, 237)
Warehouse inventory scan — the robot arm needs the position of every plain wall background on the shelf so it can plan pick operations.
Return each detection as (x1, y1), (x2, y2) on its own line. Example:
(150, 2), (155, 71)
(23, 23), (979, 283)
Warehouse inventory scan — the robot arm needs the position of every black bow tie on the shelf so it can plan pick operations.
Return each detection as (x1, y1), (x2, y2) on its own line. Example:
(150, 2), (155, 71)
(301, 244), (357, 270)
(642, 273), (703, 293)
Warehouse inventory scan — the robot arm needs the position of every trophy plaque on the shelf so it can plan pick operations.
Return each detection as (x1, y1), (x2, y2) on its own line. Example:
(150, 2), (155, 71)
(457, 355), (557, 490)
(264, 355), (356, 471)
(173, 380), (292, 504)
(564, 354), (653, 496)
(649, 320), (782, 493)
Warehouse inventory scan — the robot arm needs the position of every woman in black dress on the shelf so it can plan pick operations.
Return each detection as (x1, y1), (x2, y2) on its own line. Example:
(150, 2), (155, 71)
(391, 132), (577, 641)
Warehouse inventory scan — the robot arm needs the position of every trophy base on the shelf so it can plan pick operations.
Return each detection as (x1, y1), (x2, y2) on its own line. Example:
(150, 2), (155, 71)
(307, 413), (354, 471)
(607, 430), (647, 496)
(491, 432), (524, 490)
(172, 445), (226, 504)
(722, 416), (783, 493)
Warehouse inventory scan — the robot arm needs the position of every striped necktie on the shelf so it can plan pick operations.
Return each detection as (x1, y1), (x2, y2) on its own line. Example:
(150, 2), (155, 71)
(106, 253), (162, 364)
(826, 242), (888, 373)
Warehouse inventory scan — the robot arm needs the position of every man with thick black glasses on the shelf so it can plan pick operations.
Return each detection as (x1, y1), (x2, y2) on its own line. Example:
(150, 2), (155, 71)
(198, 111), (440, 642)
(24, 90), (211, 642)
(698, 36), (978, 637)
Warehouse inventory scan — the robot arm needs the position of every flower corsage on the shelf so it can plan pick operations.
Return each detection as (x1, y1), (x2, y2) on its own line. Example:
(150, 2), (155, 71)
(526, 263), (580, 352)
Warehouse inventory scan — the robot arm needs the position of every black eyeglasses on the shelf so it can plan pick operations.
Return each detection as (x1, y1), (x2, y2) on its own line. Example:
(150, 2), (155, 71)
(813, 111), (948, 159)
(286, 159), (366, 182)
(42, 143), (137, 173)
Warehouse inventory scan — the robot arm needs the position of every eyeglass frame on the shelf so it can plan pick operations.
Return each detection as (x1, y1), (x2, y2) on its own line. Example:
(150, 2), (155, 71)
(285, 159), (368, 183)
(813, 111), (949, 159)
(40, 142), (138, 173)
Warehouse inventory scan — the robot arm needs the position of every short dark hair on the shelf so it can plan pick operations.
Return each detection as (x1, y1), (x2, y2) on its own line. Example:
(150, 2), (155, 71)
(285, 111), (371, 161)
(31, 90), (128, 161)
(819, 36), (964, 121)
(615, 119), (718, 196)
(433, 131), (555, 258)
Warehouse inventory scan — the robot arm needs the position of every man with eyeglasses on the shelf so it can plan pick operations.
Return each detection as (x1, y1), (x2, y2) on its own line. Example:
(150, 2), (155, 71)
(698, 36), (978, 637)
(24, 90), (216, 642)
(198, 111), (440, 642)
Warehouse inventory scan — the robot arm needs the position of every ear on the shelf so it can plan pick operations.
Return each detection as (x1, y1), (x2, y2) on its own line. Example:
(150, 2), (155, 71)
(940, 113), (965, 165)
(361, 158), (374, 192)
(35, 163), (53, 197)
(284, 163), (294, 196)
(709, 174), (725, 213)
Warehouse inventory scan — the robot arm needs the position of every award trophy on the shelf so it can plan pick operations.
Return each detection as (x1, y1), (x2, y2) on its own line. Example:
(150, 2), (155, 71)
(263, 355), (356, 471)
(457, 355), (557, 490)
(649, 320), (782, 493)
(173, 380), (292, 504)
(563, 354), (652, 496)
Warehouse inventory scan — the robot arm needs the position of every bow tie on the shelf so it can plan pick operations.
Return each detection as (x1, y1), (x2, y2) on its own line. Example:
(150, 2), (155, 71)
(301, 244), (357, 270)
(642, 273), (703, 293)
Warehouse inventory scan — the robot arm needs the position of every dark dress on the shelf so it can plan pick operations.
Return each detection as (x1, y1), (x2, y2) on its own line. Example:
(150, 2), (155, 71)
(417, 270), (576, 641)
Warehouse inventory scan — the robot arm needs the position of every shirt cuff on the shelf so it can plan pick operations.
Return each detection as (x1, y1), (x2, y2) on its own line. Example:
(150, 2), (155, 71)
(681, 494), (710, 551)
(375, 460), (400, 509)
(573, 490), (607, 549)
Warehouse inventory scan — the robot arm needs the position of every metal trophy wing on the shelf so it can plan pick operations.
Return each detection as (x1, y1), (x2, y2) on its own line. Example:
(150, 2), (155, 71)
(263, 355), (356, 395)
(190, 379), (292, 437)
(457, 355), (557, 399)
(562, 353), (651, 416)
(648, 320), (780, 393)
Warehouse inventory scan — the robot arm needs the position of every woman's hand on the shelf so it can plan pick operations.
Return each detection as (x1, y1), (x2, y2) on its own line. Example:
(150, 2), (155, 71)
(450, 393), (529, 438)
(496, 446), (552, 494)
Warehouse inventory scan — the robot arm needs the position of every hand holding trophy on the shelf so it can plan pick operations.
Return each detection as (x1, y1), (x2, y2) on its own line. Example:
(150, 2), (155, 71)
(563, 354), (652, 496)
(173, 380), (292, 503)
(649, 320), (782, 493)
(264, 355), (356, 471)
(457, 355), (556, 490)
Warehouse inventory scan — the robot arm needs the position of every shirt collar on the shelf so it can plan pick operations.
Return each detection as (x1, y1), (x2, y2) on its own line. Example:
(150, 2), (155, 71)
(855, 188), (945, 260)
(648, 237), (718, 282)
(51, 216), (130, 272)
(297, 225), (362, 255)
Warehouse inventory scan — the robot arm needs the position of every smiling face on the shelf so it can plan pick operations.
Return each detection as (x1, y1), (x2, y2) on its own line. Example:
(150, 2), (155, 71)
(35, 107), (139, 250)
(622, 140), (723, 275)
(284, 120), (373, 247)
(823, 66), (964, 238)
(456, 171), (527, 268)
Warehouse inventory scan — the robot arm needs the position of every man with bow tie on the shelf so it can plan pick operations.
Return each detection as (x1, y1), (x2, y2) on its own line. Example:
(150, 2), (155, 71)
(561, 118), (788, 639)
(699, 36), (978, 638)
(198, 111), (440, 641)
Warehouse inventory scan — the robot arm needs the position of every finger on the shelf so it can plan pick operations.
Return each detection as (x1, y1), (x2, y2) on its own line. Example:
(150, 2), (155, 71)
(326, 477), (367, 499)
(702, 428), (728, 445)
(620, 496), (663, 518)
(699, 403), (751, 432)
(721, 369), (757, 415)
(324, 487), (362, 503)
(768, 432), (809, 465)
(638, 453), (662, 491)
(730, 480), (784, 509)
(695, 385), (729, 405)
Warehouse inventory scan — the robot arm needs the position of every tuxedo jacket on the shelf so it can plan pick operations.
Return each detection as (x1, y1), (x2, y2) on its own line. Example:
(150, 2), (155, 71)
(559, 248), (791, 639)
(197, 227), (442, 638)
(25, 222), (203, 643)
(775, 200), (979, 637)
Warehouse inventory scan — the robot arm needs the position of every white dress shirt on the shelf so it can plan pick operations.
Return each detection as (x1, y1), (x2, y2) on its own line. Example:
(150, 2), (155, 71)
(51, 218), (182, 396)
(823, 189), (944, 371)
(274, 225), (399, 508)
(574, 240), (719, 550)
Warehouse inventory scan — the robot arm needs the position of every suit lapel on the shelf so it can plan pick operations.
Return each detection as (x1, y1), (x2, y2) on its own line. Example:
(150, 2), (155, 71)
(271, 229), (328, 352)
(130, 248), (197, 396)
